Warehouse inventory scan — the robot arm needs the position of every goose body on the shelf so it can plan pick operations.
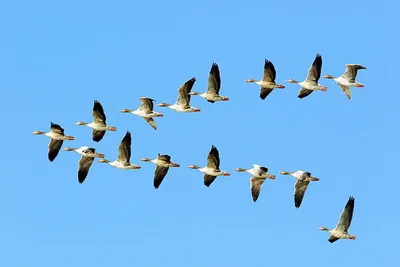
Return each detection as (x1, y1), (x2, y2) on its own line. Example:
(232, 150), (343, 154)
(98, 131), (141, 170)
(63, 146), (105, 183)
(188, 145), (230, 187)
(280, 170), (320, 208)
(76, 100), (117, 142)
(121, 97), (163, 130)
(318, 196), (356, 243)
(158, 77), (201, 113)
(189, 63), (229, 103)
(140, 154), (180, 189)
(286, 54), (328, 99)
(33, 122), (75, 162)
(235, 164), (276, 202)
(246, 59), (285, 100)
(323, 64), (366, 100)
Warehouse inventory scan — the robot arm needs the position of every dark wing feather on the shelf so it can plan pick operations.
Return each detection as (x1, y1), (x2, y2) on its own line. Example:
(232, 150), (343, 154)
(260, 88), (273, 100)
(263, 60), (276, 82)
(343, 64), (366, 83)
(298, 87), (314, 99)
(207, 63), (221, 94)
(306, 54), (322, 82)
(294, 180), (310, 208)
(153, 166), (170, 189)
(177, 77), (196, 107)
(48, 139), (63, 162)
(204, 174), (217, 187)
(206, 145), (220, 169)
(251, 177), (266, 202)
(259, 166), (269, 173)
(117, 131), (131, 163)
(78, 156), (95, 183)
(158, 154), (171, 162)
(93, 100), (107, 123)
(335, 196), (355, 231)
(328, 235), (340, 243)
(50, 122), (64, 135)
(92, 130), (106, 142)
(139, 97), (155, 111)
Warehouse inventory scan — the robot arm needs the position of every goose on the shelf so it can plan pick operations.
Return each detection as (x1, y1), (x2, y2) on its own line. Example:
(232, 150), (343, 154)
(188, 145), (230, 187)
(63, 146), (105, 183)
(318, 196), (356, 243)
(33, 122), (75, 162)
(323, 64), (366, 100)
(245, 59), (285, 100)
(120, 97), (163, 130)
(234, 164), (276, 202)
(98, 131), (141, 170)
(189, 62), (229, 103)
(140, 154), (180, 189)
(280, 170), (320, 208)
(157, 77), (201, 112)
(286, 54), (328, 99)
(75, 100), (117, 142)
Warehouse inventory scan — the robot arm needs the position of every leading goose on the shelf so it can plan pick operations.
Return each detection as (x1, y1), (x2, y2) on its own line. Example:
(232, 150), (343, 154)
(76, 100), (117, 142)
(157, 77), (201, 113)
(33, 122), (75, 162)
(189, 62), (229, 103)
(318, 196), (356, 243)
(120, 97), (163, 130)
(323, 64), (366, 100)
(245, 59), (285, 100)
(98, 131), (141, 170)
(188, 145), (230, 187)
(140, 154), (180, 189)
(234, 164), (276, 202)
(63, 146), (105, 183)
(286, 54), (328, 99)
(280, 170), (320, 208)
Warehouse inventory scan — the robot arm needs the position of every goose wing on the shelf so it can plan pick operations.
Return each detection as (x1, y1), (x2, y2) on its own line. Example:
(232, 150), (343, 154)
(92, 100), (107, 124)
(78, 156), (95, 183)
(139, 97), (155, 111)
(144, 117), (157, 130)
(263, 60), (276, 83)
(50, 122), (64, 135)
(177, 77), (196, 107)
(204, 174), (217, 187)
(260, 88), (274, 100)
(305, 54), (322, 82)
(117, 131), (131, 163)
(343, 64), (366, 83)
(153, 166), (170, 189)
(207, 63), (221, 94)
(158, 154), (171, 162)
(48, 139), (63, 162)
(328, 236), (340, 243)
(92, 130), (106, 142)
(334, 196), (355, 232)
(338, 84), (352, 100)
(294, 180), (310, 208)
(250, 177), (266, 202)
(298, 87), (314, 99)
(206, 145), (220, 170)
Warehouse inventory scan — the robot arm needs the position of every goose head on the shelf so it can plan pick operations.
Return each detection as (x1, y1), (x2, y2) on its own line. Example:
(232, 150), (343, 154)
(286, 79), (300, 84)
(187, 165), (201, 170)
(75, 121), (88, 126)
(323, 74), (335, 79)
(318, 227), (329, 231)
(157, 103), (171, 107)
(245, 79), (257, 83)
(120, 109), (134, 113)
(98, 159), (110, 163)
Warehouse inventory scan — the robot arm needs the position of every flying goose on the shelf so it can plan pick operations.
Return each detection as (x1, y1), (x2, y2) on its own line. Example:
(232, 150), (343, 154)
(245, 59), (285, 100)
(280, 170), (320, 208)
(157, 77), (201, 112)
(120, 97), (163, 130)
(286, 54), (328, 99)
(75, 100), (117, 142)
(318, 196), (356, 243)
(189, 62), (229, 103)
(33, 122), (75, 162)
(63, 146), (105, 183)
(98, 131), (141, 170)
(323, 64), (366, 100)
(234, 164), (276, 202)
(188, 145), (230, 187)
(140, 154), (180, 189)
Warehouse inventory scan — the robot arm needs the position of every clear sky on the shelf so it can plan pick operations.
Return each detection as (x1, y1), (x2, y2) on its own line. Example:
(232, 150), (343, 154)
(1, 0), (398, 266)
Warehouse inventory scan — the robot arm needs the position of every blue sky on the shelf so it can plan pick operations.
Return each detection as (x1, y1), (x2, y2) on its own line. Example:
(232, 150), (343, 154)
(1, 0), (398, 266)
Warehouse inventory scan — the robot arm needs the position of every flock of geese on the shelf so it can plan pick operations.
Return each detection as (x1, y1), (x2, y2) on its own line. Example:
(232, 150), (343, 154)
(33, 54), (365, 243)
